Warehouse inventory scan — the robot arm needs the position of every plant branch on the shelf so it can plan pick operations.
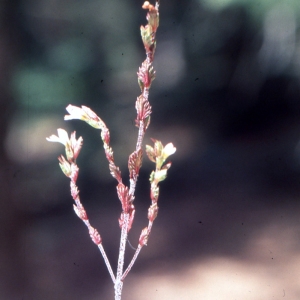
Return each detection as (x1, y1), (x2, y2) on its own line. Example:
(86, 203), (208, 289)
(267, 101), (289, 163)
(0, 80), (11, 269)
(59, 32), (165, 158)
(69, 162), (115, 284)
(121, 244), (142, 281)
(46, 2), (177, 300)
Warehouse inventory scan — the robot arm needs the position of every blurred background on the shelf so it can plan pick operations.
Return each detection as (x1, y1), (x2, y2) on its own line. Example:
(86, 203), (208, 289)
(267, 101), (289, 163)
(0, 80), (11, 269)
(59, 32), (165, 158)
(1, 0), (300, 299)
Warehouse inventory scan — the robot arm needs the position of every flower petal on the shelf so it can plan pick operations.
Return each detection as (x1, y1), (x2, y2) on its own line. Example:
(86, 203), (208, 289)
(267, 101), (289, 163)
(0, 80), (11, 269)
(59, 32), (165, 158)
(57, 128), (69, 146)
(64, 104), (87, 121)
(46, 134), (60, 143)
(163, 143), (176, 158)
(46, 128), (69, 146)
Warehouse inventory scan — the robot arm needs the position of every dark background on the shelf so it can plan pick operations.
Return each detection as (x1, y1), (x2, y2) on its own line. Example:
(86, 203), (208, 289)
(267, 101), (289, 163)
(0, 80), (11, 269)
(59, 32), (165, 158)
(1, 0), (300, 299)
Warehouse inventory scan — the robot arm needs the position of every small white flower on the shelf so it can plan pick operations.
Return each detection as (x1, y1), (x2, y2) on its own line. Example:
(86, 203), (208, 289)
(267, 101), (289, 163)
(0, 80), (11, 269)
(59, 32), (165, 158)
(162, 143), (176, 160)
(64, 104), (104, 129)
(46, 128), (69, 146)
(64, 104), (88, 121)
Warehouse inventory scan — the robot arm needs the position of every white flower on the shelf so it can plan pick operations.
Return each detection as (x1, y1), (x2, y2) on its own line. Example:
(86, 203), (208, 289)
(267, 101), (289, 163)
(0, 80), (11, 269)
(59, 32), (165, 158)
(64, 104), (105, 129)
(47, 129), (83, 161)
(162, 143), (176, 160)
(46, 128), (69, 146)
(64, 105), (88, 121)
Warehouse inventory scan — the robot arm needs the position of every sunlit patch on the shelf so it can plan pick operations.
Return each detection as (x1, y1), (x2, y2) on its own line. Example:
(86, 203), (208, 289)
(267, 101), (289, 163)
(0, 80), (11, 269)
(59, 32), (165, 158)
(125, 222), (300, 300)
(4, 115), (68, 163)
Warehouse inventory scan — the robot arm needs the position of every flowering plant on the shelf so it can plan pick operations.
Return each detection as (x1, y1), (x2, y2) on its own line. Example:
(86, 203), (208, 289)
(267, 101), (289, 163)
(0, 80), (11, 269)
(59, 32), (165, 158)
(47, 1), (175, 299)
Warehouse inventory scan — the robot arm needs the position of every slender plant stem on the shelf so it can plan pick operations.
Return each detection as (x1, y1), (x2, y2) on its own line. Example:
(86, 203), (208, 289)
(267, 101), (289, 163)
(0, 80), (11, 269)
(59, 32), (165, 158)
(81, 220), (115, 283)
(114, 212), (129, 300)
(121, 244), (142, 281)
(114, 57), (149, 299)
(121, 221), (153, 281)
(97, 244), (116, 283)
(136, 119), (145, 151)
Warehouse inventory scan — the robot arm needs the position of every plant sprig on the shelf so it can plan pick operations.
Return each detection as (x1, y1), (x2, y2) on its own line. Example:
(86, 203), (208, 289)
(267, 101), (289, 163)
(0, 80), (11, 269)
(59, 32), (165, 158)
(46, 2), (175, 299)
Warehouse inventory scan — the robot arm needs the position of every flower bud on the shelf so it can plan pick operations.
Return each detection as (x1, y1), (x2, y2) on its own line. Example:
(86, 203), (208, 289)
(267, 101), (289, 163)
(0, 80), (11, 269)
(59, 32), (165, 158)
(128, 149), (143, 179)
(117, 183), (131, 213)
(70, 163), (79, 183)
(152, 139), (163, 157)
(73, 204), (88, 221)
(65, 141), (74, 162)
(58, 155), (72, 177)
(142, 1), (159, 33)
(150, 184), (159, 202)
(89, 226), (102, 245)
(70, 132), (83, 160)
(146, 145), (156, 163)
(140, 25), (153, 53)
(70, 181), (79, 200)
(148, 203), (158, 222)
(139, 227), (149, 246)
(135, 95), (152, 123)
(137, 61), (156, 91)
(101, 127), (110, 145)
(154, 168), (167, 182)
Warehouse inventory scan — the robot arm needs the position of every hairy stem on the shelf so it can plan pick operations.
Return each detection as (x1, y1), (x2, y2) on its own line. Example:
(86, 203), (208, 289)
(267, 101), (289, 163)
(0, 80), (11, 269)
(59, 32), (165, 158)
(122, 221), (153, 281)
(114, 213), (129, 299)
(98, 244), (116, 283)
(121, 244), (142, 281)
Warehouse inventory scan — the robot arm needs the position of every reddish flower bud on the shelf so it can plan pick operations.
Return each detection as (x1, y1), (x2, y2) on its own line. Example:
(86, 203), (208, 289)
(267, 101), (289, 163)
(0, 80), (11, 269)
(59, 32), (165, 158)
(117, 183), (131, 213)
(70, 163), (79, 183)
(148, 203), (158, 222)
(135, 95), (152, 122)
(70, 131), (83, 160)
(70, 181), (79, 200)
(109, 163), (122, 183)
(137, 61), (155, 91)
(139, 227), (149, 246)
(105, 146), (114, 162)
(89, 226), (102, 245)
(128, 149), (143, 180)
(142, 1), (152, 10)
(101, 127), (110, 145)
(142, 1), (159, 33)
(73, 204), (88, 221)
(150, 183), (159, 202)
(58, 155), (72, 177)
